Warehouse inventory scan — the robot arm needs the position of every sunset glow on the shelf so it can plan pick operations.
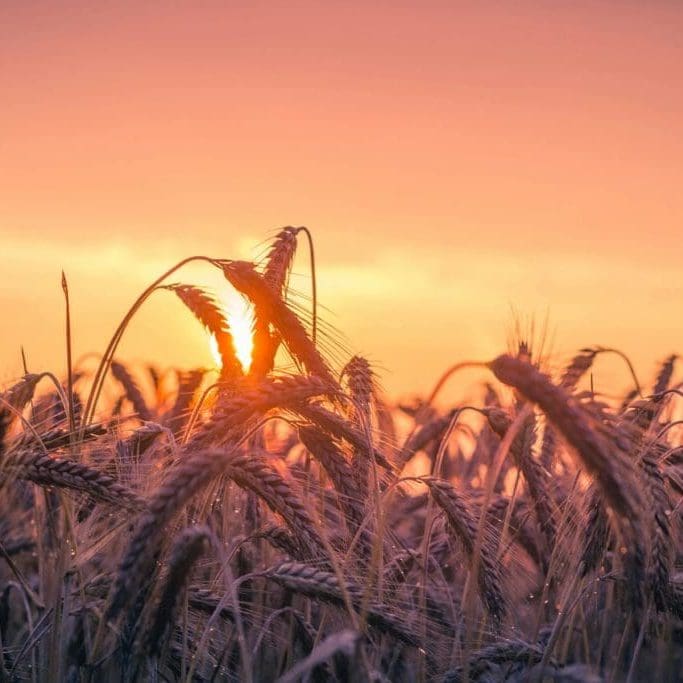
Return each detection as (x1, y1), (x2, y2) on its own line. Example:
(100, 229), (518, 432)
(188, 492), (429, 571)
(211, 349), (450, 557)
(1, 1), (682, 396)
(208, 293), (255, 373)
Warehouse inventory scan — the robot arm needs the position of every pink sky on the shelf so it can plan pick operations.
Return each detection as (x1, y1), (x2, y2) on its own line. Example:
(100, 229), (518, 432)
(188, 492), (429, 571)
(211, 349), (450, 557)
(2, 1), (682, 398)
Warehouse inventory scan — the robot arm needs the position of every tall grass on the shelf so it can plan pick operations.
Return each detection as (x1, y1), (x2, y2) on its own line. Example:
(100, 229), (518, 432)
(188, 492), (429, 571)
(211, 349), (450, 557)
(0, 228), (681, 682)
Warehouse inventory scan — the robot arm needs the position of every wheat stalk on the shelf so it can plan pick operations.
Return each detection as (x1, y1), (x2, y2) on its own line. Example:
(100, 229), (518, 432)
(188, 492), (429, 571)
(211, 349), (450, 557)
(4, 450), (144, 510)
(422, 476), (506, 622)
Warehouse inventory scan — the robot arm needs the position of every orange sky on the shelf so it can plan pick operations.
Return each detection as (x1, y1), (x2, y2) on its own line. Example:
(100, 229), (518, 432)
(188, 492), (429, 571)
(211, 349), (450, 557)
(2, 1), (682, 398)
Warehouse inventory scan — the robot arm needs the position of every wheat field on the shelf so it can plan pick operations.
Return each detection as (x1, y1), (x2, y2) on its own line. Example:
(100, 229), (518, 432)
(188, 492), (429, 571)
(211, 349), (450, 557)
(0, 227), (681, 682)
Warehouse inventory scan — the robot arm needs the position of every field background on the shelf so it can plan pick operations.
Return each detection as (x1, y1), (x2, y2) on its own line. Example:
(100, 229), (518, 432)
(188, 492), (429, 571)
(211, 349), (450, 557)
(2, 1), (683, 397)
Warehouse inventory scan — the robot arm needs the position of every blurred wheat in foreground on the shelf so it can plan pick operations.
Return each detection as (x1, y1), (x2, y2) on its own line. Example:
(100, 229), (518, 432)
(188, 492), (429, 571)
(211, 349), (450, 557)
(1, 227), (681, 683)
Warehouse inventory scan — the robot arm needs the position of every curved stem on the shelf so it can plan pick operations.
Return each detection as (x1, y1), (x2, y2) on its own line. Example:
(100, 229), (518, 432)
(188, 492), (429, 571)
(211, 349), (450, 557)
(0, 398), (50, 456)
(61, 272), (76, 439)
(594, 346), (643, 398)
(37, 372), (71, 422)
(397, 405), (486, 476)
(425, 360), (488, 408)
(652, 388), (683, 401)
(652, 419), (683, 443)
(401, 361), (487, 459)
(181, 380), (223, 444)
(81, 255), (222, 433)
(297, 226), (317, 346)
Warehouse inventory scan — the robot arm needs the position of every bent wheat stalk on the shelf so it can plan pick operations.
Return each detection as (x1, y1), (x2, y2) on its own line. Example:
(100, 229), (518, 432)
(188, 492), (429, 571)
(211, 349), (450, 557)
(138, 525), (213, 657)
(109, 447), (327, 620)
(3, 450), (144, 511)
(422, 476), (506, 622)
(489, 354), (648, 605)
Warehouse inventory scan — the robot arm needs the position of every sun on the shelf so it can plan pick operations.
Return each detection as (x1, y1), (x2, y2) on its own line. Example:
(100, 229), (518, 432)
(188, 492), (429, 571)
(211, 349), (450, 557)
(208, 291), (255, 373)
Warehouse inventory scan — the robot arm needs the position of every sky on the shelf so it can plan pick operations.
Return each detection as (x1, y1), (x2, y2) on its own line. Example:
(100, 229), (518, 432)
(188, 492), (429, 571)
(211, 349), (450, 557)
(1, 1), (682, 399)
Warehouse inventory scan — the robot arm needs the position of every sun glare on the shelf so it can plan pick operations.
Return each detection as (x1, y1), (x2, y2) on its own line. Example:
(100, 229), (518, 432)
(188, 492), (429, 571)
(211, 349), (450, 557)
(209, 292), (255, 373)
